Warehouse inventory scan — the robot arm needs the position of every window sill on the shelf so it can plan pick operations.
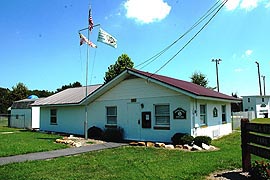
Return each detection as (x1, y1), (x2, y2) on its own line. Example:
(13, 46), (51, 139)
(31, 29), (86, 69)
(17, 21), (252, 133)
(154, 126), (170, 130)
(105, 124), (117, 128)
(50, 123), (57, 125)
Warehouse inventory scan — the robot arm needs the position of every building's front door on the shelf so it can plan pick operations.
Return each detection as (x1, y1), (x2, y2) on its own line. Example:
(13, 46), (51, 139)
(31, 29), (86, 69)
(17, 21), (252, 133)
(127, 103), (141, 140)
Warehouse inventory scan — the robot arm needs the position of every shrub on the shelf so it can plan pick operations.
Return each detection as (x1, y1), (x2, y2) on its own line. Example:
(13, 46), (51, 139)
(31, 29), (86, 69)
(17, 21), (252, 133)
(171, 133), (194, 145)
(249, 160), (270, 180)
(102, 127), (124, 142)
(193, 136), (212, 147)
(88, 126), (103, 140)
(181, 134), (194, 145)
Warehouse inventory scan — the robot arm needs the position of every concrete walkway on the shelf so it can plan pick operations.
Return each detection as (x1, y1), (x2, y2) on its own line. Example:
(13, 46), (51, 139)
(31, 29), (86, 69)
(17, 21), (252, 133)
(0, 142), (126, 166)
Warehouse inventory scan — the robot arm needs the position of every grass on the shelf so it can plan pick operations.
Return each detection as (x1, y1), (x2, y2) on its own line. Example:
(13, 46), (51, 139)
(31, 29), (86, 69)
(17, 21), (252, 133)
(252, 118), (270, 123)
(0, 118), (269, 179)
(0, 126), (68, 157)
(0, 131), (243, 180)
(0, 117), (8, 127)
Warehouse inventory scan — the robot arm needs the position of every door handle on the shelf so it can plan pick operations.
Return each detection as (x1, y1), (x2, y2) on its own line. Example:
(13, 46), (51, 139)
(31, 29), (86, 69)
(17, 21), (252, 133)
(138, 119), (140, 124)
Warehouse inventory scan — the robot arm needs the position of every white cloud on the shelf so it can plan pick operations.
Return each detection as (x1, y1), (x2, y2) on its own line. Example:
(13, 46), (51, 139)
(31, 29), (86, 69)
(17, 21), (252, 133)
(265, 0), (270, 8)
(245, 49), (253, 56)
(224, 0), (267, 11)
(225, 0), (241, 10)
(241, 49), (253, 59)
(240, 0), (259, 10)
(124, 0), (171, 24)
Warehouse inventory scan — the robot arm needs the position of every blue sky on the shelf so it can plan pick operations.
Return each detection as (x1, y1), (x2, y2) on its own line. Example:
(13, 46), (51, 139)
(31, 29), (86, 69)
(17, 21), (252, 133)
(1, 0), (270, 97)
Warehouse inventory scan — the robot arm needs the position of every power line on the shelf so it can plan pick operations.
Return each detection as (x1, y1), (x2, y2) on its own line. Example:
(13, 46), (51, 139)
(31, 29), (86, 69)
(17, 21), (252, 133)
(150, 0), (228, 76)
(135, 0), (226, 69)
(135, 0), (228, 73)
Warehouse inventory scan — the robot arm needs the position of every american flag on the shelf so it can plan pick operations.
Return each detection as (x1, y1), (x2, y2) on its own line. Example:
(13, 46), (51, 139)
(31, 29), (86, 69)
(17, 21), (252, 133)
(79, 33), (97, 48)
(88, 8), (94, 32)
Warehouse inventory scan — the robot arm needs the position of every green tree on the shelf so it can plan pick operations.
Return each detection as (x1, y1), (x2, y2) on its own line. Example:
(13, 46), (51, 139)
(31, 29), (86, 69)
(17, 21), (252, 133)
(10, 82), (29, 101)
(56, 81), (82, 93)
(104, 54), (134, 83)
(29, 89), (54, 98)
(190, 71), (209, 87)
(0, 87), (11, 114)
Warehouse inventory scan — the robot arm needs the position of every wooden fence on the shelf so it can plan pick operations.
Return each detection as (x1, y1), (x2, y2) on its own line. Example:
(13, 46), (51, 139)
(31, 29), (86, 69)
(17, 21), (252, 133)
(241, 118), (270, 172)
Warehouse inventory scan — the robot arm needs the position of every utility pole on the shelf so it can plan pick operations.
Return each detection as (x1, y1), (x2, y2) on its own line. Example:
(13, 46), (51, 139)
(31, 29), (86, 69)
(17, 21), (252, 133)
(255, 61), (262, 96)
(261, 75), (266, 95)
(212, 59), (222, 92)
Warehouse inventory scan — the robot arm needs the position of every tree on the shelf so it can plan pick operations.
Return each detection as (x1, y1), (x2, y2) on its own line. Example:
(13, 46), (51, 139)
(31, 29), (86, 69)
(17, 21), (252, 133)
(10, 82), (29, 101)
(190, 71), (209, 87)
(231, 92), (242, 112)
(56, 81), (82, 93)
(0, 87), (11, 114)
(29, 89), (54, 98)
(104, 54), (134, 83)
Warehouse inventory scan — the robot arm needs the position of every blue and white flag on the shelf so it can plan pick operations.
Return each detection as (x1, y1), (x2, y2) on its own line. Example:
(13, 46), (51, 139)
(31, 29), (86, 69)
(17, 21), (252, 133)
(97, 28), (117, 48)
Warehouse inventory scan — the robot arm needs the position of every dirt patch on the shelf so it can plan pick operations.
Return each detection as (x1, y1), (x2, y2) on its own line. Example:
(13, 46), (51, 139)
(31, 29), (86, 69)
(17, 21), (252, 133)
(206, 169), (250, 180)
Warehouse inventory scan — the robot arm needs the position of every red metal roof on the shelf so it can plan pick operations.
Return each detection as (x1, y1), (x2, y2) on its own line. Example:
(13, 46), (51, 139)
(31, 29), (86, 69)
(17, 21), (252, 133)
(129, 68), (240, 101)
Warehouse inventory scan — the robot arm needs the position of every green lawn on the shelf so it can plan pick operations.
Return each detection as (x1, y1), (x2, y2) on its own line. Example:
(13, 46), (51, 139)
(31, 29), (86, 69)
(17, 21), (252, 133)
(0, 119), (269, 179)
(0, 126), (67, 157)
(0, 117), (8, 127)
(252, 118), (270, 123)
(0, 131), (243, 180)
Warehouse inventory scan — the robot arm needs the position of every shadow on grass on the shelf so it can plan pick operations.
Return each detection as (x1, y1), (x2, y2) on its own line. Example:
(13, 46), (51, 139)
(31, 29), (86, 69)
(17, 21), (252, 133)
(214, 171), (250, 179)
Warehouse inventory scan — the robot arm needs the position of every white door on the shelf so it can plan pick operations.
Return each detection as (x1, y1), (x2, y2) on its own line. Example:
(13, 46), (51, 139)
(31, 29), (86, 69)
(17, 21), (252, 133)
(127, 103), (141, 140)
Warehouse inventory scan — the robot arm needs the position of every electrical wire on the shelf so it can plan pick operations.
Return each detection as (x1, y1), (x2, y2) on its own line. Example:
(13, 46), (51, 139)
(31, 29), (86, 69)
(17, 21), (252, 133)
(150, 0), (228, 76)
(135, 0), (227, 71)
(135, 0), (224, 69)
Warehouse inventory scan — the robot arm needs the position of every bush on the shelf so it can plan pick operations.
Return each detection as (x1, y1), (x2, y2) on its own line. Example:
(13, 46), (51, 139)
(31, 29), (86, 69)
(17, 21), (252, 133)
(102, 127), (124, 142)
(88, 126), (103, 140)
(249, 160), (270, 180)
(193, 136), (212, 147)
(171, 133), (194, 145)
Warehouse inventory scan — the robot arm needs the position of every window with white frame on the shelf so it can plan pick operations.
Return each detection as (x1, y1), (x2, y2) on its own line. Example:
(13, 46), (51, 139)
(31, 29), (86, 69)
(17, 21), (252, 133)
(106, 106), (117, 125)
(50, 109), (57, 124)
(222, 105), (226, 123)
(200, 105), (207, 125)
(155, 104), (170, 126)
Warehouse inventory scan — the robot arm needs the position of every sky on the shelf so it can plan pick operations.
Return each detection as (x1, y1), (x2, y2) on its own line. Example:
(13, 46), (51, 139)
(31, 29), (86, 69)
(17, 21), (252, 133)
(1, 0), (270, 97)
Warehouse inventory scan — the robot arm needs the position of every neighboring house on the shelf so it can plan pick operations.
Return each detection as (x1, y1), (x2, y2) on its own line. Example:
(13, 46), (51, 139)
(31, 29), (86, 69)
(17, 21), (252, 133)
(242, 95), (270, 118)
(10, 96), (42, 129)
(32, 68), (240, 142)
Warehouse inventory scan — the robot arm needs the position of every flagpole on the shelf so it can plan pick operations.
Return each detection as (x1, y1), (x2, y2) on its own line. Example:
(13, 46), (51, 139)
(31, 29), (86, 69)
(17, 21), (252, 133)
(78, 24), (100, 33)
(84, 27), (89, 139)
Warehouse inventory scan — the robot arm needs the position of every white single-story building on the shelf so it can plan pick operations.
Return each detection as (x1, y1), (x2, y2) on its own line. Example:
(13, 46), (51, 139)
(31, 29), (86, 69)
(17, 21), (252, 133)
(10, 97), (41, 129)
(242, 95), (270, 118)
(32, 68), (240, 142)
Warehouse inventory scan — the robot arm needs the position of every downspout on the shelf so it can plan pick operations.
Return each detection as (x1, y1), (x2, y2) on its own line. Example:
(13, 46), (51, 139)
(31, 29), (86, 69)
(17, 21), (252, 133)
(192, 98), (198, 137)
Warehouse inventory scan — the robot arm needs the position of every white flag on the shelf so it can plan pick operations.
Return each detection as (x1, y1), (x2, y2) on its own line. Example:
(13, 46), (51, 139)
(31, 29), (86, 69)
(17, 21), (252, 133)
(97, 28), (117, 48)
